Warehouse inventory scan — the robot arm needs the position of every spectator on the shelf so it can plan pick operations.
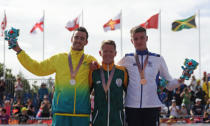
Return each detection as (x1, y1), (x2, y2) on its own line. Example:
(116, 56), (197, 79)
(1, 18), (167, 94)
(36, 95), (51, 118)
(169, 99), (180, 118)
(12, 98), (23, 116)
(195, 80), (202, 93)
(202, 79), (210, 100)
(17, 107), (29, 124)
(189, 75), (197, 91)
(27, 105), (35, 117)
(0, 108), (9, 124)
(0, 80), (5, 106)
(14, 77), (23, 100)
(205, 98), (210, 113)
(203, 111), (210, 123)
(25, 99), (35, 117)
(181, 87), (191, 114)
(190, 98), (204, 117)
(202, 98), (210, 123)
(4, 100), (11, 117)
(179, 103), (188, 118)
(195, 87), (206, 105)
(38, 83), (48, 106)
(173, 88), (182, 107)
(159, 86), (168, 105)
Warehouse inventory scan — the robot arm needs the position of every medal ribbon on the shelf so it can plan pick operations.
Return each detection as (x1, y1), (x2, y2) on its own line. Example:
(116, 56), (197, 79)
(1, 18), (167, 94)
(68, 53), (84, 79)
(100, 65), (116, 93)
(135, 54), (149, 82)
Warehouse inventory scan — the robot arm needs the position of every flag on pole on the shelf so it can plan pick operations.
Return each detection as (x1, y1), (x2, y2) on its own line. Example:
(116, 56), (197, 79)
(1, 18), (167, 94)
(103, 12), (121, 32)
(65, 14), (81, 31)
(140, 13), (159, 29)
(172, 15), (196, 31)
(30, 16), (44, 34)
(1, 13), (7, 36)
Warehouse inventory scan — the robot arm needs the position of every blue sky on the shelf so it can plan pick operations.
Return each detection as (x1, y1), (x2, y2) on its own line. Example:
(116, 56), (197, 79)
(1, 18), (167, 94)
(0, 0), (210, 84)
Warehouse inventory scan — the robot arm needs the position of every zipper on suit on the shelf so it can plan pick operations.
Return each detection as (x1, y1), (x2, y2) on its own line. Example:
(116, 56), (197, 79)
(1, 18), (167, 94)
(140, 55), (143, 108)
(57, 92), (60, 104)
(107, 64), (110, 126)
(119, 110), (123, 126)
(92, 110), (98, 124)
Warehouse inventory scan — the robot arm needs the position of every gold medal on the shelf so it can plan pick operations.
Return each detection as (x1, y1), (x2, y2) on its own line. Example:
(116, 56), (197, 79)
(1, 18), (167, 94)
(70, 79), (76, 85)
(140, 79), (147, 85)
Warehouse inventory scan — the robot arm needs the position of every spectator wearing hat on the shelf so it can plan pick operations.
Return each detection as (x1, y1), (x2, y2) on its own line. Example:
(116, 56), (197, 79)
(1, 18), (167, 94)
(179, 103), (188, 118)
(169, 99), (180, 118)
(190, 98), (204, 117)
(17, 107), (29, 124)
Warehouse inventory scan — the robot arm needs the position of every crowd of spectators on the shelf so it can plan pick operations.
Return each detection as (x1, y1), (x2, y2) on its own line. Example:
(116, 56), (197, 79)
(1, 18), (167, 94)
(0, 72), (210, 124)
(159, 72), (210, 123)
(0, 77), (52, 124)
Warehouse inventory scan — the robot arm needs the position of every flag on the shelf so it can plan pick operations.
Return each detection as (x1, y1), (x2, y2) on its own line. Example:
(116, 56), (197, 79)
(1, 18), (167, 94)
(140, 13), (159, 29)
(172, 15), (196, 31)
(30, 16), (44, 34)
(103, 12), (121, 32)
(1, 13), (7, 36)
(65, 14), (80, 31)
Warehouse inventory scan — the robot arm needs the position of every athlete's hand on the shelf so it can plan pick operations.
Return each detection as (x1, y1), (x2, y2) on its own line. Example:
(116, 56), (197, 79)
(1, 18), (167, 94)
(8, 41), (22, 53)
(90, 61), (99, 70)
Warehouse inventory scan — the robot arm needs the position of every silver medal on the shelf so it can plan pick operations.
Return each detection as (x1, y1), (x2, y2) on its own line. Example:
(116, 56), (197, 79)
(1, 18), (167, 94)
(70, 79), (76, 85)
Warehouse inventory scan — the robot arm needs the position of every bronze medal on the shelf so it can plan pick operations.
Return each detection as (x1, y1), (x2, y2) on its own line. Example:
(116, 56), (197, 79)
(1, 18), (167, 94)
(140, 79), (147, 85)
(100, 66), (116, 100)
(135, 54), (149, 85)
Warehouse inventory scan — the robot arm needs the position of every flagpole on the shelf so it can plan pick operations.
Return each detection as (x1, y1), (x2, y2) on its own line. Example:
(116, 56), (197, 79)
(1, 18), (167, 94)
(159, 9), (162, 55)
(43, 10), (45, 61)
(120, 10), (123, 58)
(82, 9), (84, 27)
(3, 10), (6, 80)
(198, 9), (201, 79)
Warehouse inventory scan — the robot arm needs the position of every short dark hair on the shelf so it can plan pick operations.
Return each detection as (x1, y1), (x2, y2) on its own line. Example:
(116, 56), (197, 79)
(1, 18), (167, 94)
(73, 27), (89, 40)
(100, 40), (116, 51)
(130, 26), (147, 37)
(2, 108), (6, 113)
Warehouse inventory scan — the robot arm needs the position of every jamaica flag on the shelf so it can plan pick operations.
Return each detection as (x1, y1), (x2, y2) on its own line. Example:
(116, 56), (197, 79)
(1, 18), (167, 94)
(172, 15), (196, 31)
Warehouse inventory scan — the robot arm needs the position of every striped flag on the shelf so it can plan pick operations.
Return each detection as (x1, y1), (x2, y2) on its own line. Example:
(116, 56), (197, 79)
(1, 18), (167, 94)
(65, 14), (80, 31)
(30, 16), (44, 34)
